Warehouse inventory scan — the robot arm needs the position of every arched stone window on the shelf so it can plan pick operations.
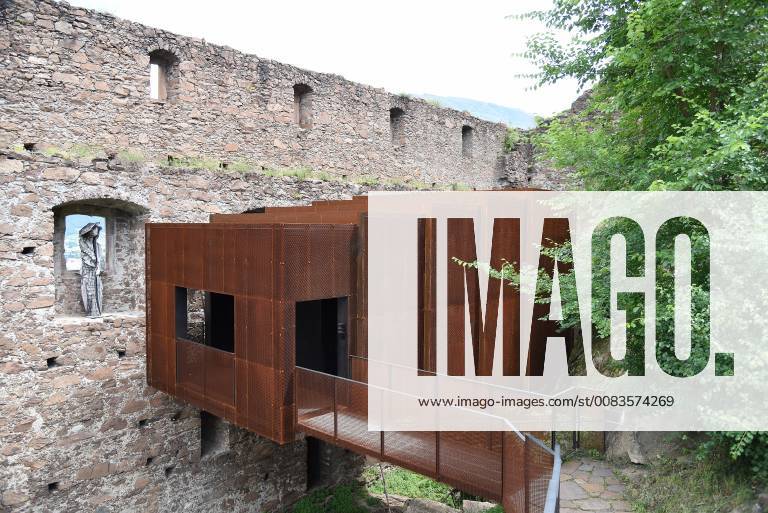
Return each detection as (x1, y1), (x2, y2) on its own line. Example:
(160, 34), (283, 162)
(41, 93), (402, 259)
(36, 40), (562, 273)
(461, 125), (474, 158)
(53, 199), (149, 316)
(293, 84), (314, 129)
(389, 107), (405, 146)
(148, 49), (178, 101)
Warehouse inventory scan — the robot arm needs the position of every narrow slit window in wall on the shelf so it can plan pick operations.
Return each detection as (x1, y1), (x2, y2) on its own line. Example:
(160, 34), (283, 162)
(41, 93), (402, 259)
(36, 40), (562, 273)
(389, 107), (405, 145)
(293, 83), (314, 129)
(461, 125), (473, 158)
(148, 49), (177, 100)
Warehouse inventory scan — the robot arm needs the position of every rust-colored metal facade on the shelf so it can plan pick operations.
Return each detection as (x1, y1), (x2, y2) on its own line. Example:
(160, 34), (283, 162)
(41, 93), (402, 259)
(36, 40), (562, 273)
(145, 196), (560, 512)
(147, 197), (366, 443)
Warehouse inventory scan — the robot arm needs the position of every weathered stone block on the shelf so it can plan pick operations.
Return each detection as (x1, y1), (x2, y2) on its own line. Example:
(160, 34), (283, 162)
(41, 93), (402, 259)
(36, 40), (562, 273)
(51, 72), (79, 84)
(42, 167), (80, 181)
(52, 374), (81, 388)
(0, 158), (23, 174)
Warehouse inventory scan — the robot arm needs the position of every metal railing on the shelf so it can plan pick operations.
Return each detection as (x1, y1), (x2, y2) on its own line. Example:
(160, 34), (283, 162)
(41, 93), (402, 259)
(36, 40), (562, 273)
(295, 365), (560, 513)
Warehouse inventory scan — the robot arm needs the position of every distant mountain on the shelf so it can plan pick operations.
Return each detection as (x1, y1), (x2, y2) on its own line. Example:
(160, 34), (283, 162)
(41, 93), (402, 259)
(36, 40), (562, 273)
(418, 94), (536, 129)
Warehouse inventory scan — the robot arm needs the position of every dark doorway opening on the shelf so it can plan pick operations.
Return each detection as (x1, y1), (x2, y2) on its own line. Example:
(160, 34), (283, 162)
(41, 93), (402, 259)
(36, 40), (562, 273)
(295, 297), (348, 377)
(175, 287), (235, 352)
(306, 436), (325, 489)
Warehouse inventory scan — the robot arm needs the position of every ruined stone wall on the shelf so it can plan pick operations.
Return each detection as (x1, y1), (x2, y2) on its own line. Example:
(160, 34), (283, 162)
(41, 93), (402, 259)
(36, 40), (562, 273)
(0, 1), (571, 511)
(0, 0), (512, 189)
(0, 149), (375, 512)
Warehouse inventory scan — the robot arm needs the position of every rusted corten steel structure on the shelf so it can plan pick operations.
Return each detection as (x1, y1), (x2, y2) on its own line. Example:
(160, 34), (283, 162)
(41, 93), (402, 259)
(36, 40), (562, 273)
(146, 195), (561, 513)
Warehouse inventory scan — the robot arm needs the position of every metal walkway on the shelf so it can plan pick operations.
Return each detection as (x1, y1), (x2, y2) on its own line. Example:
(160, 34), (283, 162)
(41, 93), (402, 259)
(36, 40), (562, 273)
(295, 366), (561, 513)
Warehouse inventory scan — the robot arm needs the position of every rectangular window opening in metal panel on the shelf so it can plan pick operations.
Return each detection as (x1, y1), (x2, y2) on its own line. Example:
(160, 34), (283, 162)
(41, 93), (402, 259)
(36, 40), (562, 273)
(175, 287), (235, 353)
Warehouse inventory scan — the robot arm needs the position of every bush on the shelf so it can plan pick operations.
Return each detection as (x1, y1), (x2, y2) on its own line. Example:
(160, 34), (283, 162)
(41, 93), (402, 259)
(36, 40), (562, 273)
(503, 127), (522, 153)
(699, 432), (768, 483)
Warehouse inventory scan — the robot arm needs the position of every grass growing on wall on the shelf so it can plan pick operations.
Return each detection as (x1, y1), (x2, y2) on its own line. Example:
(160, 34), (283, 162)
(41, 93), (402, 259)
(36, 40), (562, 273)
(163, 156), (224, 171)
(117, 148), (146, 164)
(354, 175), (380, 186)
(263, 167), (320, 180)
(42, 143), (106, 160)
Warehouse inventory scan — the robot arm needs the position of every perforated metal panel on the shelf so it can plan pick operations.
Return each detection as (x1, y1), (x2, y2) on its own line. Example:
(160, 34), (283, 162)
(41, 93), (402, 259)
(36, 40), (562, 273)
(147, 196), (561, 512)
(503, 433), (527, 513)
(383, 431), (437, 478)
(439, 431), (503, 500)
(336, 378), (381, 456)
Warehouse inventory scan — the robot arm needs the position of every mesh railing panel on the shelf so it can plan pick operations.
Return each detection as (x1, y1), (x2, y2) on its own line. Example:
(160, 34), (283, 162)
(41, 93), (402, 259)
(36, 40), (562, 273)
(336, 378), (381, 455)
(525, 435), (555, 513)
(503, 433), (527, 513)
(295, 367), (335, 438)
(383, 431), (438, 478)
(439, 431), (503, 500)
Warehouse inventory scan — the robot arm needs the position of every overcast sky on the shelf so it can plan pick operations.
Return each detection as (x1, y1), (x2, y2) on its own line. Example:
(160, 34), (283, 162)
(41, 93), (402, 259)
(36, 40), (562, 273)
(68, 0), (582, 116)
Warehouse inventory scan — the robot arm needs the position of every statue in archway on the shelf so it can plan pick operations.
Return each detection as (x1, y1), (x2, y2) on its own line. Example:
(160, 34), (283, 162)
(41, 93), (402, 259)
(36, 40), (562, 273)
(79, 222), (104, 317)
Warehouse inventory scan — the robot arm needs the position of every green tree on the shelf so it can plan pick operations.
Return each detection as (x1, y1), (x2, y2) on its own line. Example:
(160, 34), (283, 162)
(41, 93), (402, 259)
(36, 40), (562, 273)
(523, 0), (768, 191)
(518, 0), (768, 481)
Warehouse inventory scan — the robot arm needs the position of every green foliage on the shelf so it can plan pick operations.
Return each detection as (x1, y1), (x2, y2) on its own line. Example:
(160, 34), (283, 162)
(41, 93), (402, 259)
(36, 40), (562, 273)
(521, 0), (768, 474)
(648, 69), (768, 191)
(354, 175), (380, 186)
(290, 483), (373, 513)
(163, 155), (222, 171)
(313, 170), (332, 181)
(624, 447), (755, 513)
(409, 180), (431, 190)
(425, 98), (442, 107)
(117, 148), (146, 164)
(503, 127), (522, 153)
(163, 155), (257, 172)
(364, 466), (460, 508)
(38, 143), (107, 161)
(699, 432), (768, 484)
(263, 166), (313, 180)
(524, 0), (768, 192)
(226, 160), (256, 173)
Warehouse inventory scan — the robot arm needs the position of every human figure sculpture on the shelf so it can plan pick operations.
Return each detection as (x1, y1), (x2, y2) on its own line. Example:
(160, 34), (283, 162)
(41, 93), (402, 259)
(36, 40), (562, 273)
(79, 222), (104, 317)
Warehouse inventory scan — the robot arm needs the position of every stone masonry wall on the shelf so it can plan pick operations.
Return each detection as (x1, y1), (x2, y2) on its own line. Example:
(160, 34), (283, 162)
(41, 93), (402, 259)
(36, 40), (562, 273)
(0, 0), (514, 189)
(0, 0), (570, 511)
(0, 149), (377, 512)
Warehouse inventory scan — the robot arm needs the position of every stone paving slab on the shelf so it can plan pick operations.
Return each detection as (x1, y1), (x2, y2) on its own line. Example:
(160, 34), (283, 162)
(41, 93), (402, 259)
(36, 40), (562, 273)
(559, 457), (642, 512)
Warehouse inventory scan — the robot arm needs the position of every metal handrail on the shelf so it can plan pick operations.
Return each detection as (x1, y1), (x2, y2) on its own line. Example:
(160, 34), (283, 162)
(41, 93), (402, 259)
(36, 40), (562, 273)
(296, 364), (525, 440)
(543, 444), (561, 513)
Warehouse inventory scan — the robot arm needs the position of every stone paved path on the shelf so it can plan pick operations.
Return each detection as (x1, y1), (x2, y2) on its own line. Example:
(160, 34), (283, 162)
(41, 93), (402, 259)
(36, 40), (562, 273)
(559, 457), (644, 513)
